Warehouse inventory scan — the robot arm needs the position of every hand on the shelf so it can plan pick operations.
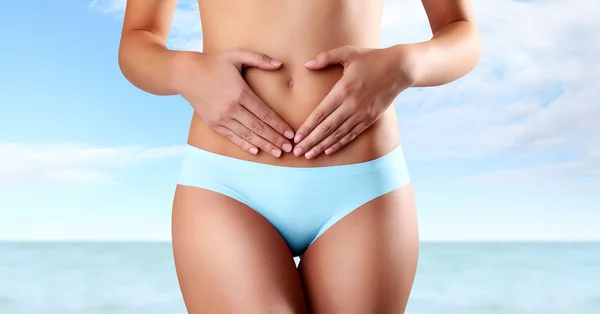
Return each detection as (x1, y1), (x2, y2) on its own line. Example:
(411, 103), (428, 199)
(176, 49), (295, 157)
(293, 45), (413, 159)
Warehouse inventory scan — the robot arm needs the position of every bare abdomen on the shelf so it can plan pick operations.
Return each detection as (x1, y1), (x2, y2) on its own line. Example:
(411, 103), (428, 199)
(188, 0), (399, 167)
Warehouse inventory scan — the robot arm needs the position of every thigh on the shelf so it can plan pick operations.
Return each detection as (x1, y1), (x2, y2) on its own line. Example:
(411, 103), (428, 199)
(171, 185), (308, 314)
(298, 183), (419, 314)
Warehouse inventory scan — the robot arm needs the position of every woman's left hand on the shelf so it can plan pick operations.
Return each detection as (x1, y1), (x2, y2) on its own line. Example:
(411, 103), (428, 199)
(293, 45), (414, 159)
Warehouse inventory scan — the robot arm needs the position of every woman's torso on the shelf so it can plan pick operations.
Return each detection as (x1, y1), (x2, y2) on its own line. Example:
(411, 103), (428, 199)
(188, 0), (401, 167)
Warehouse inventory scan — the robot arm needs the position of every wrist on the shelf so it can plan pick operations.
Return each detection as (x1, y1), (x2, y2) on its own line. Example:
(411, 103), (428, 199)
(382, 43), (423, 88)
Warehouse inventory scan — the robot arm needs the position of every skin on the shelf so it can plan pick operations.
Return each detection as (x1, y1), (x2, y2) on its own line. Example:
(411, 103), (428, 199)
(118, 0), (481, 313)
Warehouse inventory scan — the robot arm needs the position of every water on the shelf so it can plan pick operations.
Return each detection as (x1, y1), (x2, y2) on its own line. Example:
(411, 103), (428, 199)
(1, 242), (599, 314)
(408, 243), (600, 314)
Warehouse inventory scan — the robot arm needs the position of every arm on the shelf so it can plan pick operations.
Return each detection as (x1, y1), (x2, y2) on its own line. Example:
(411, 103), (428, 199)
(118, 0), (189, 95)
(292, 0), (481, 157)
(117, 0), (295, 156)
(386, 0), (482, 87)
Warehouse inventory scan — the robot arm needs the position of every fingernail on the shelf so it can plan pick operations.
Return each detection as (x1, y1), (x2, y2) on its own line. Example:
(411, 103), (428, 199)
(249, 147), (258, 154)
(325, 148), (334, 155)
(304, 59), (316, 67)
(294, 133), (303, 143)
(271, 148), (281, 157)
(294, 147), (304, 156)
(271, 59), (282, 66)
(282, 143), (292, 152)
(305, 150), (316, 159)
(284, 130), (295, 139)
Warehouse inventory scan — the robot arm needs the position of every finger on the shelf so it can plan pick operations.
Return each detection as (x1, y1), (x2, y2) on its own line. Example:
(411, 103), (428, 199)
(294, 80), (347, 143)
(226, 119), (283, 158)
(325, 121), (371, 155)
(232, 106), (293, 153)
(294, 102), (353, 158)
(213, 125), (259, 155)
(304, 45), (355, 70)
(239, 86), (295, 140)
(228, 48), (283, 70)
(302, 114), (360, 159)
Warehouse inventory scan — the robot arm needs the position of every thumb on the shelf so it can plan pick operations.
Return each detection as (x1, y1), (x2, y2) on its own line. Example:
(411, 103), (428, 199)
(304, 45), (355, 69)
(228, 48), (282, 70)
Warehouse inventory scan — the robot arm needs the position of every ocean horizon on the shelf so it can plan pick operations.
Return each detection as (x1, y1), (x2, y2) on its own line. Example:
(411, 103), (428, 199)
(1, 241), (599, 313)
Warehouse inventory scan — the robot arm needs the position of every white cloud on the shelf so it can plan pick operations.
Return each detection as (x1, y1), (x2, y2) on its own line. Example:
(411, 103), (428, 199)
(384, 0), (600, 192)
(89, 0), (125, 14)
(388, 0), (600, 155)
(168, 1), (203, 51)
(460, 157), (600, 196)
(91, 0), (600, 191)
(0, 143), (184, 189)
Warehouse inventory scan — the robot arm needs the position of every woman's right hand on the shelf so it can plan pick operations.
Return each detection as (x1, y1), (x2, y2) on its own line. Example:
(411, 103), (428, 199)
(174, 49), (294, 157)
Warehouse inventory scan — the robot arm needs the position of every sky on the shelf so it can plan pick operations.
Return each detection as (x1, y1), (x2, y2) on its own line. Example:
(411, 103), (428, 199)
(0, 0), (598, 242)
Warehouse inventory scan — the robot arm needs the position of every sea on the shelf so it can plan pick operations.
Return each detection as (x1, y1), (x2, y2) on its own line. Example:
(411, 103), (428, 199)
(1, 242), (599, 314)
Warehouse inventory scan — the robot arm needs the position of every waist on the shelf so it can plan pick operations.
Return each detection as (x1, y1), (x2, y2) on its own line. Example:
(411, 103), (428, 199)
(189, 9), (397, 166)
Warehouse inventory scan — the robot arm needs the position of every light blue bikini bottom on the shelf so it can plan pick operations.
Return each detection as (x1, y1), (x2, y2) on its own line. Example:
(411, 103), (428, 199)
(177, 144), (411, 257)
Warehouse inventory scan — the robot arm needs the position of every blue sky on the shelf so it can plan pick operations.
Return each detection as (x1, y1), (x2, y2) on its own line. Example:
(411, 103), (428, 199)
(1, 0), (598, 242)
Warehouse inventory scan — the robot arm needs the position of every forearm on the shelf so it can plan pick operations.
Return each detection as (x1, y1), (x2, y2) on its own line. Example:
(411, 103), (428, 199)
(118, 29), (194, 96)
(387, 20), (482, 88)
